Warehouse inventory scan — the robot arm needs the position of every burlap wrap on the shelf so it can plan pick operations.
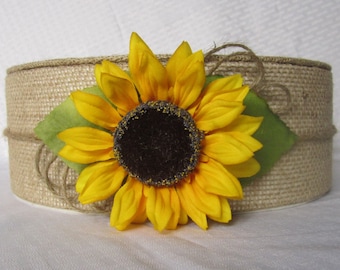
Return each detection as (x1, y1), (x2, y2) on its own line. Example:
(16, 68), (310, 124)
(5, 54), (334, 213)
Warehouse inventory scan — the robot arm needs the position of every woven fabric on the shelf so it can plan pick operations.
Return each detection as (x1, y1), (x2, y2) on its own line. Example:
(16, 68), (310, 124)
(5, 55), (333, 212)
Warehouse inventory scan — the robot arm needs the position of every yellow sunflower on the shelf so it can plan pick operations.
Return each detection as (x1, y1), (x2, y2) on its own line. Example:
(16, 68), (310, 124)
(57, 32), (263, 231)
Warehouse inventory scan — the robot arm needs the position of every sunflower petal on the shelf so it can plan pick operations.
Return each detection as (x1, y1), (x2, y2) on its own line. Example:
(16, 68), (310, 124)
(219, 115), (263, 135)
(171, 50), (205, 109)
(76, 160), (126, 204)
(95, 60), (112, 89)
(76, 160), (115, 192)
(176, 182), (208, 230)
(198, 87), (249, 113)
(208, 198), (232, 223)
(178, 208), (189, 225)
(166, 41), (192, 87)
(71, 91), (121, 130)
(110, 177), (144, 230)
(130, 32), (155, 58)
(203, 132), (254, 165)
(211, 73), (243, 90)
(194, 157), (243, 199)
(58, 145), (113, 164)
(225, 157), (260, 178)
(229, 132), (263, 152)
(146, 187), (173, 231)
(129, 32), (168, 101)
(165, 188), (181, 229)
(194, 100), (245, 132)
(97, 62), (139, 115)
(58, 127), (113, 151)
(131, 195), (147, 224)
(190, 179), (222, 218)
(201, 74), (248, 104)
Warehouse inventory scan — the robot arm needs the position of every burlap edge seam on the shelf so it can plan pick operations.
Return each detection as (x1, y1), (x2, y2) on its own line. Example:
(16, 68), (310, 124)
(7, 54), (331, 75)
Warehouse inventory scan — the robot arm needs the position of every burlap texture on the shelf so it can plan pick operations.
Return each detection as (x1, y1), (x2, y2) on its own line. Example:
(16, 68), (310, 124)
(5, 54), (334, 212)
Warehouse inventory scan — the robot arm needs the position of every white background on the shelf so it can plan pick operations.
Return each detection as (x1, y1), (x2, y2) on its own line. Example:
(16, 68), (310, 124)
(1, 1), (340, 269)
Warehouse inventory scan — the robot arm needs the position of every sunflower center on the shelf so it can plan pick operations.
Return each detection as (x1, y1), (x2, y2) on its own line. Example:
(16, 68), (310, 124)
(113, 101), (203, 187)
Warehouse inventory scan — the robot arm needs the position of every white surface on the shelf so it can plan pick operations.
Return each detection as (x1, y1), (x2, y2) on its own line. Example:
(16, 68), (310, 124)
(1, 0), (340, 269)
(0, 160), (339, 269)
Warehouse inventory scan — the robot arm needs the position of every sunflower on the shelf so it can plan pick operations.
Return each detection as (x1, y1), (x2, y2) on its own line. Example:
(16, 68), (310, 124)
(57, 32), (263, 231)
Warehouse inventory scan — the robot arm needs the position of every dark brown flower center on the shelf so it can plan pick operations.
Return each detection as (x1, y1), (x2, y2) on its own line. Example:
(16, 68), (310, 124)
(113, 101), (203, 187)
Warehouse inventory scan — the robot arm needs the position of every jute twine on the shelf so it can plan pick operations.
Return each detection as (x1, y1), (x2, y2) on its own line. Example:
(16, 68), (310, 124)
(4, 45), (335, 213)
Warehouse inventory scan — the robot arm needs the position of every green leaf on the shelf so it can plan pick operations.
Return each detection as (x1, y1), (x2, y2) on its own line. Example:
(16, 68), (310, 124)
(34, 86), (106, 173)
(240, 91), (298, 185)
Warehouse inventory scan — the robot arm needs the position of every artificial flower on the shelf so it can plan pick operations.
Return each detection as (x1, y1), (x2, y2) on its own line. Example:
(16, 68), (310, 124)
(57, 32), (263, 231)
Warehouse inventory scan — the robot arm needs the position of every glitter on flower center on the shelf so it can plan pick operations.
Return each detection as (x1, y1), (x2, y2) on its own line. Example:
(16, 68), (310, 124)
(113, 101), (203, 187)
